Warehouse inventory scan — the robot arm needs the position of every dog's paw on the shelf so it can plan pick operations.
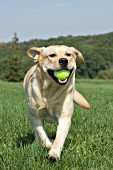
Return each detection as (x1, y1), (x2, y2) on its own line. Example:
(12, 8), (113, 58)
(45, 142), (52, 149)
(48, 148), (60, 161)
(43, 140), (53, 149)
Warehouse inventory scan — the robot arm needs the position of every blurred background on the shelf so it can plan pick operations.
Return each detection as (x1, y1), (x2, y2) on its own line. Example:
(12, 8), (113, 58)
(0, 0), (113, 81)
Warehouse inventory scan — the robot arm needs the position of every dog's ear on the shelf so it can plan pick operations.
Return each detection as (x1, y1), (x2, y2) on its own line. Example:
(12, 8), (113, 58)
(75, 49), (84, 65)
(26, 47), (44, 63)
(71, 47), (84, 64)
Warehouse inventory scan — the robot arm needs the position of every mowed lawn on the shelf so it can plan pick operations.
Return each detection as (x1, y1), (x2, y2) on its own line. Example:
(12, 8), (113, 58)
(0, 80), (113, 170)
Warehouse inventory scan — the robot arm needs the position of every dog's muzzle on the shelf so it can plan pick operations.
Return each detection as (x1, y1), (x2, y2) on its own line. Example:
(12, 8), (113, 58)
(59, 58), (68, 68)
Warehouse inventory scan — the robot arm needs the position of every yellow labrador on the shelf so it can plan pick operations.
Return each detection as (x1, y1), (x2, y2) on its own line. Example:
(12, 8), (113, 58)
(23, 45), (90, 160)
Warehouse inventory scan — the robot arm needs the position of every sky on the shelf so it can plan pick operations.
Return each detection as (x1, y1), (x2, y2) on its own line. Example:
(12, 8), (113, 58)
(0, 0), (113, 42)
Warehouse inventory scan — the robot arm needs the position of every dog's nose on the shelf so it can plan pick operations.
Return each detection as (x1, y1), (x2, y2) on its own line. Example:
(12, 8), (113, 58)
(59, 58), (68, 67)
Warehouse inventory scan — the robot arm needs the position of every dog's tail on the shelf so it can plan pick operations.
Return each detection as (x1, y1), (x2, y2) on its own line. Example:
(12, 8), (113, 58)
(73, 90), (91, 109)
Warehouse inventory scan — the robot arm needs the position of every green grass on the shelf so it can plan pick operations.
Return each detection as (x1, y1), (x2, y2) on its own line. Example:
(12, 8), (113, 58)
(0, 80), (113, 170)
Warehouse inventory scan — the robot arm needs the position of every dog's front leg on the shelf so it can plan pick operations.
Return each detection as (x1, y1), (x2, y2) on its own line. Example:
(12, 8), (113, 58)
(35, 121), (53, 149)
(28, 113), (52, 149)
(48, 116), (71, 160)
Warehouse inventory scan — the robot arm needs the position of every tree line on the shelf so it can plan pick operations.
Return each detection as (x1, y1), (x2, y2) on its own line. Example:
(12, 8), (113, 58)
(0, 32), (113, 82)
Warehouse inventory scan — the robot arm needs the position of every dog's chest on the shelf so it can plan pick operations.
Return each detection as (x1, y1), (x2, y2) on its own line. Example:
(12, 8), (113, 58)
(41, 83), (67, 119)
(43, 82), (66, 105)
(30, 79), (72, 122)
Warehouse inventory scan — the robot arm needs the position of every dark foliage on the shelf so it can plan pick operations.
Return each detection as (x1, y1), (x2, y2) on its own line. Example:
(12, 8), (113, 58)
(0, 32), (113, 81)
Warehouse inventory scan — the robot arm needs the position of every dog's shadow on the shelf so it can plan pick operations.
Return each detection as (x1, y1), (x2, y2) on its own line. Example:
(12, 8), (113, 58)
(16, 123), (56, 148)
(16, 132), (35, 148)
(16, 132), (56, 148)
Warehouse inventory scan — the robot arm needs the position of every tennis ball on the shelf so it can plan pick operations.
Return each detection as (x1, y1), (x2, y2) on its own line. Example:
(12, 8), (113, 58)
(54, 69), (70, 80)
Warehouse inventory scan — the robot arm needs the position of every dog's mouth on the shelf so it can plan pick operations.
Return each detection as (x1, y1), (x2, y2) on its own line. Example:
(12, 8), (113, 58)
(47, 68), (73, 85)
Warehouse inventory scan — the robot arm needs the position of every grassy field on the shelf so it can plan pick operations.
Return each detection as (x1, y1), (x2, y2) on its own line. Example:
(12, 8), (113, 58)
(0, 80), (113, 170)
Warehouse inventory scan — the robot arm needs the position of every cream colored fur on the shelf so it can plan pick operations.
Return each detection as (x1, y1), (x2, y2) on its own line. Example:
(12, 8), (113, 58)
(23, 45), (90, 160)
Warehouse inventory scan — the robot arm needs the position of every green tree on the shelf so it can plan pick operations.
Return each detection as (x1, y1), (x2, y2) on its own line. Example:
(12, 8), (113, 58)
(97, 69), (113, 79)
(3, 33), (24, 82)
(3, 54), (24, 82)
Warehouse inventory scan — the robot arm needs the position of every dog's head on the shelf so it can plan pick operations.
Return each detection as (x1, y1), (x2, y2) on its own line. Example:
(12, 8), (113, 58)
(26, 45), (84, 85)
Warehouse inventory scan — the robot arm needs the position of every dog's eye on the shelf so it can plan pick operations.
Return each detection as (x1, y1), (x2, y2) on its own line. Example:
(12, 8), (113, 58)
(66, 53), (71, 57)
(49, 54), (56, 57)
